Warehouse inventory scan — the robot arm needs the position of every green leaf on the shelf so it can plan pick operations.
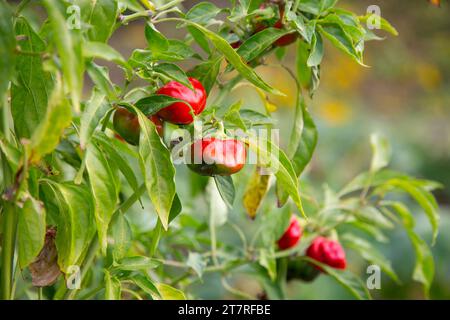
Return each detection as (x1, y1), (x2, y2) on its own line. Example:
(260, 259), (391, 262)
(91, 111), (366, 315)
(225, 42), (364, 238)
(214, 176), (235, 209)
(0, 134), (21, 174)
(186, 252), (206, 278)
(166, 194), (182, 224)
(303, 257), (371, 300)
(79, 89), (109, 149)
(356, 206), (394, 229)
(307, 32), (324, 67)
(296, 40), (312, 89)
(370, 133), (391, 172)
(339, 169), (406, 196)
(43, 181), (96, 273)
(180, 19), (283, 95)
(246, 135), (306, 217)
(188, 57), (222, 94)
(347, 220), (389, 243)
(240, 109), (274, 127)
(145, 23), (169, 53)
(288, 97), (318, 175)
(17, 197), (46, 269)
(113, 256), (161, 271)
(83, 41), (131, 73)
(186, 2), (222, 24)
(209, 179), (228, 227)
(285, 11), (315, 43)
(277, 94), (317, 207)
(387, 202), (434, 297)
(153, 63), (193, 89)
(250, 263), (285, 300)
(187, 26), (211, 54)
(86, 62), (119, 100)
(132, 274), (160, 299)
(320, 0), (338, 12)
(85, 141), (119, 254)
(359, 13), (398, 36)
(11, 17), (53, 139)
(0, 0), (15, 97)
(386, 179), (439, 245)
(156, 283), (186, 300)
(235, 28), (291, 64)
(43, 0), (83, 112)
(259, 248), (277, 281)
(77, 0), (119, 43)
(29, 75), (72, 164)
(135, 95), (191, 116)
(223, 100), (247, 131)
(134, 107), (176, 230)
(109, 213), (132, 261)
(104, 270), (121, 300)
(318, 22), (364, 65)
(93, 133), (140, 195)
(341, 233), (400, 283)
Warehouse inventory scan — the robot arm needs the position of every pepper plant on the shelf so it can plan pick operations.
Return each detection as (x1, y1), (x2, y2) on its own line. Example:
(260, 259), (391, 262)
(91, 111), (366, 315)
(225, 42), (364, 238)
(0, 0), (441, 300)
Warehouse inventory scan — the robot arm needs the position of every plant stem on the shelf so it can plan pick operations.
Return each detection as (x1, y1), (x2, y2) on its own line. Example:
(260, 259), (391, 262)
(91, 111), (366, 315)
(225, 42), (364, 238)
(120, 10), (154, 25)
(209, 208), (218, 266)
(0, 202), (17, 300)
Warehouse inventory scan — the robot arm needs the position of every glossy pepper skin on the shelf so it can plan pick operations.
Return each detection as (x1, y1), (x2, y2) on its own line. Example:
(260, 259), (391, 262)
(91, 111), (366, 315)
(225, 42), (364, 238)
(113, 107), (163, 146)
(256, 2), (298, 47)
(306, 237), (347, 271)
(157, 77), (207, 125)
(277, 216), (302, 250)
(188, 138), (246, 176)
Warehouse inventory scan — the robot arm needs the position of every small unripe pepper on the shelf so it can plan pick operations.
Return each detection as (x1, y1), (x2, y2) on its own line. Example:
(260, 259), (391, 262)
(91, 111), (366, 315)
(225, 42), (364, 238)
(187, 138), (246, 176)
(277, 216), (302, 250)
(113, 107), (163, 146)
(306, 237), (347, 271)
(157, 77), (207, 125)
(287, 259), (320, 282)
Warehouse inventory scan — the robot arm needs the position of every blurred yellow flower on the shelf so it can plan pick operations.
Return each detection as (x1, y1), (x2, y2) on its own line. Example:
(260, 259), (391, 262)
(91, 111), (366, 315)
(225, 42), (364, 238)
(318, 100), (352, 125)
(416, 63), (442, 91)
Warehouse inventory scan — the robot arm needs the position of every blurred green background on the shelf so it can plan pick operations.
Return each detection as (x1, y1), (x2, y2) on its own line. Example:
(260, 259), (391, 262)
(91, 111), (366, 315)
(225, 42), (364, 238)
(17, 0), (449, 299)
(113, 0), (450, 299)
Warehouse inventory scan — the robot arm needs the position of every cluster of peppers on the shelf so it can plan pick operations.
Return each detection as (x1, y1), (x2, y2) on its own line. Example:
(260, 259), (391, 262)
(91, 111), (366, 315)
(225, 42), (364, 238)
(114, 0), (344, 283)
(277, 217), (347, 282)
(113, 0), (299, 176)
(113, 77), (247, 177)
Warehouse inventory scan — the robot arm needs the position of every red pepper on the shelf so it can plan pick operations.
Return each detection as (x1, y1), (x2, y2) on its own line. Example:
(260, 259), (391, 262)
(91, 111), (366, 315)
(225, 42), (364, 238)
(306, 237), (347, 271)
(157, 77), (207, 125)
(277, 216), (302, 250)
(188, 138), (246, 176)
(113, 107), (163, 146)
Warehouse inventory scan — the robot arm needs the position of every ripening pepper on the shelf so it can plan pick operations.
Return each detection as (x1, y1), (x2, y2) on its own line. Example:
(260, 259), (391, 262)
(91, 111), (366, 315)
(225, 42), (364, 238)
(157, 77), (207, 125)
(187, 138), (246, 176)
(306, 237), (347, 271)
(113, 107), (163, 146)
(277, 216), (302, 250)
